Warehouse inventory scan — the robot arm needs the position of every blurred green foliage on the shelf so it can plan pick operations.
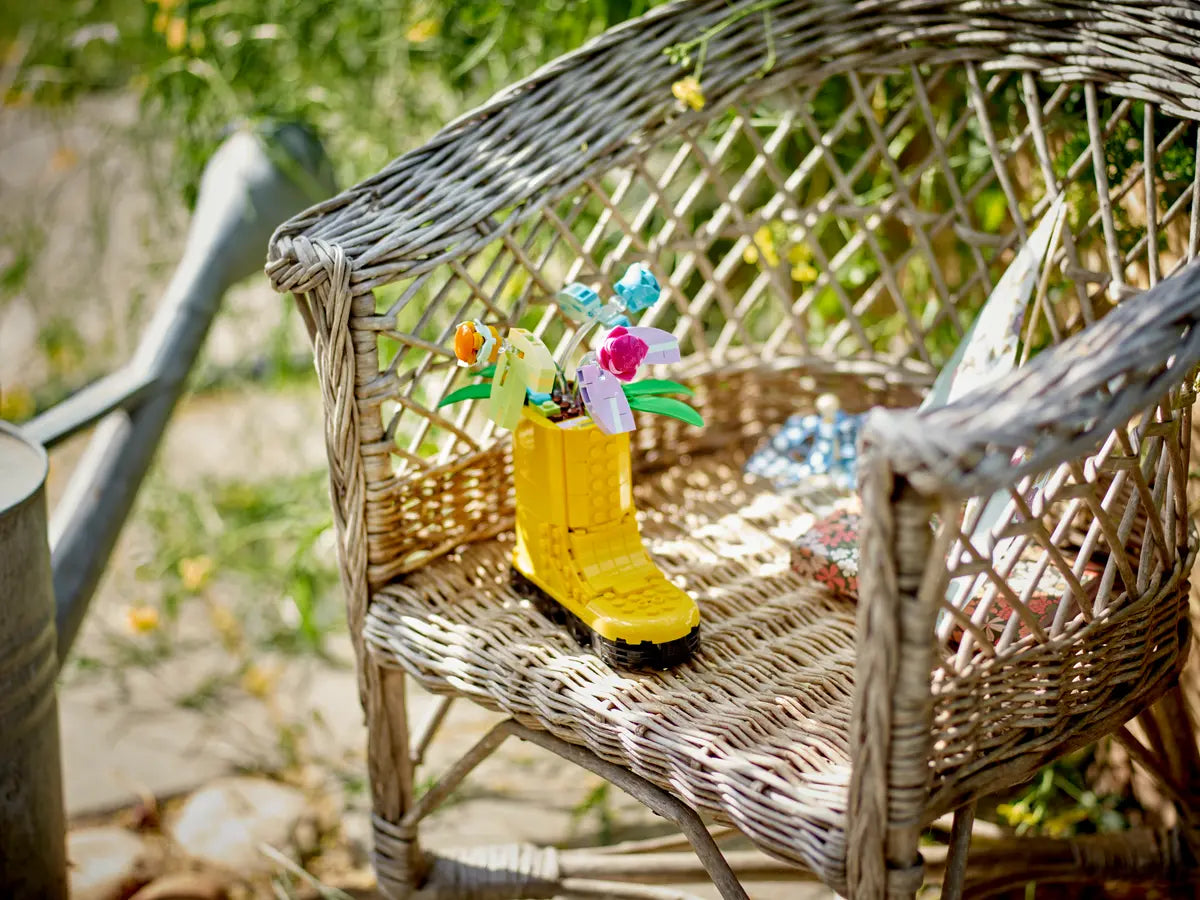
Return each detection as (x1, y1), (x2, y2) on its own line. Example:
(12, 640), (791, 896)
(136, 462), (341, 657)
(2, 0), (667, 203)
(995, 747), (1134, 839)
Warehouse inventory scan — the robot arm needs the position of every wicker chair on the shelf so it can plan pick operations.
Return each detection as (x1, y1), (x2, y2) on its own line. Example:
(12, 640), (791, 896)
(266, 2), (1200, 896)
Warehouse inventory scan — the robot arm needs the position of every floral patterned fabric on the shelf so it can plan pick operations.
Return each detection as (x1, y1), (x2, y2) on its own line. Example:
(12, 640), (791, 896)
(950, 558), (1104, 643)
(791, 499), (1103, 628)
(790, 499), (862, 603)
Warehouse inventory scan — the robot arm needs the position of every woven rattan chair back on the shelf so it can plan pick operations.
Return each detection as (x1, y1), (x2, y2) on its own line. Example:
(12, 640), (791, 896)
(267, 2), (1200, 896)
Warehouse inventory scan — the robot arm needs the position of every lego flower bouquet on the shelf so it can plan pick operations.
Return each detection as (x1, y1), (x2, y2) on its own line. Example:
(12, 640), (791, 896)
(438, 264), (703, 669)
(440, 263), (702, 436)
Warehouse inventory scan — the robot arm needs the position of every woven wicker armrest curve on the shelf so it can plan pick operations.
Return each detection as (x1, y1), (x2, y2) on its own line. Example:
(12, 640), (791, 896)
(265, 0), (753, 290)
(864, 260), (1200, 501)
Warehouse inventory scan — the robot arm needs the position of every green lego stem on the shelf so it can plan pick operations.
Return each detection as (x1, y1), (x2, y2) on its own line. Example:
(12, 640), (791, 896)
(558, 316), (604, 387)
(622, 379), (695, 398)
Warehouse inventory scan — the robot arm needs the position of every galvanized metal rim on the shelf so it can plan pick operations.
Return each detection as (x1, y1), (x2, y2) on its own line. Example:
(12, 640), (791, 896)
(0, 420), (49, 515)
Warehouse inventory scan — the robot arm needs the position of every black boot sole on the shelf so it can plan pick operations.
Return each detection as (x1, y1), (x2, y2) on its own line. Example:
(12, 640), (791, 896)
(510, 567), (699, 671)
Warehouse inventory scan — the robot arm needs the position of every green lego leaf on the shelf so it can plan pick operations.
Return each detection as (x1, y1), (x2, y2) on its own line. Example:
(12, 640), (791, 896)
(476, 364), (496, 379)
(622, 379), (694, 398)
(437, 383), (493, 407)
(627, 395), (704, 428)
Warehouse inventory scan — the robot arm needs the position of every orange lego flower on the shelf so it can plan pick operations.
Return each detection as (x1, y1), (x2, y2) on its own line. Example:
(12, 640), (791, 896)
(454, 320), (500, 367)
(454, 321), (483, 364)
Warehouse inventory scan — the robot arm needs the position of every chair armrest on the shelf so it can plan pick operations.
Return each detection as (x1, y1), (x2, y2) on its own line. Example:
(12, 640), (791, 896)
(267, 0), (761, 289)
(862, 259), (1200, 501)
(851, 262), (1200, 897)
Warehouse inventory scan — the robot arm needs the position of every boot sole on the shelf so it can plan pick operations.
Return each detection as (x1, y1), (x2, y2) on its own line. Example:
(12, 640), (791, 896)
(510, 568), (699, 670)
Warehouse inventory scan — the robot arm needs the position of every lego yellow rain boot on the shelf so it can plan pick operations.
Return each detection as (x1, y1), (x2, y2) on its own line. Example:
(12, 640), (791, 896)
(510, 408), (700, 669)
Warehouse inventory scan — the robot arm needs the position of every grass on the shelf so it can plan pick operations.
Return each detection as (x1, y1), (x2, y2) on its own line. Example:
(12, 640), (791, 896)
(2, 0), (670, 205)
(995, 750), (1132, 838)
(135, 465), (342, 658)
(60, 399), (344, 711)
(570, 781), (618, 845)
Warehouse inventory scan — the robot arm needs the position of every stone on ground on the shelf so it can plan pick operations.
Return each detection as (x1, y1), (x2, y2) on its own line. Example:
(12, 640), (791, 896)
(169, 776), (315, 875)
(68, 826), (160, 900)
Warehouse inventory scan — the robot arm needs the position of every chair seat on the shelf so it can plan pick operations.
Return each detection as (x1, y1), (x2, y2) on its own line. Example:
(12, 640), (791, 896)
(365, 444), (860, 888)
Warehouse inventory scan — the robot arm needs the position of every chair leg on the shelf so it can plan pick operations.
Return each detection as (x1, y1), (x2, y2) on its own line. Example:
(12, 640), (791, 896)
(367, 662), (427, 899)
(941, 800), (976, 900)
(506, 722), (753, 900)
(377, 712), (756, 900)
(1140, 684), (1200, 822)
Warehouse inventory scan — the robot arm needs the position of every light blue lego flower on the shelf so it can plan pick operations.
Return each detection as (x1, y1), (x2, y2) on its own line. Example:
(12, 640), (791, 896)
(557, 283), (601, 322)
(614, 262), (661, 313)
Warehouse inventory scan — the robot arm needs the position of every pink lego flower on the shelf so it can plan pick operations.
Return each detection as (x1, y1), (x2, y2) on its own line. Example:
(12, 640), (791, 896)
(596, 326), (648, 382)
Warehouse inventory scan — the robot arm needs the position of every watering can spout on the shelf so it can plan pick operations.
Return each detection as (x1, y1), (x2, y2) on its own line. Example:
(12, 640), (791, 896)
(48, 120), (337, 664)
(182, 121), (337, 290)
(134, 121), (337, 383)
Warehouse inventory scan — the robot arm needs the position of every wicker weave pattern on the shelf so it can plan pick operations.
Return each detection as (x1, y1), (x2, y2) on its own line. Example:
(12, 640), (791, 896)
(270, 5), (1200, 589)
(266, 2), (1200, 895)
(368, 448), (860, 886)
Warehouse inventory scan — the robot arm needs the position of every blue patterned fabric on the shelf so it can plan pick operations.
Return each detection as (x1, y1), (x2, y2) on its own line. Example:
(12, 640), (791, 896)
(745, 409), (862, 490)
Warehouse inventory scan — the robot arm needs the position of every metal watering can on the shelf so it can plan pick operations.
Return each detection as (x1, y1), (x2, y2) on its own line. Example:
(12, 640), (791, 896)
(0, 121), (335, 898)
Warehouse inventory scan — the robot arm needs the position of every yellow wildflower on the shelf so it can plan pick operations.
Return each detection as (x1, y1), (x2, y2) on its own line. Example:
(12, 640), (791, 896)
(787, 242), (818, 284)
(1044, 806), (1090, 837)
(179, 555), (214, 592)
(125, 605), (160, 635)
(405, 18), (440, 43)
(50, 147), (78, 173)
(743, 224), (780, 267)
(241, 662), (280, 699)
(672, 76), (705, 111)
(790, 261), (818, 283)
(209, 601), (242, 649)
(0, 387), (34, 421)
(165, 17), (187, 52)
